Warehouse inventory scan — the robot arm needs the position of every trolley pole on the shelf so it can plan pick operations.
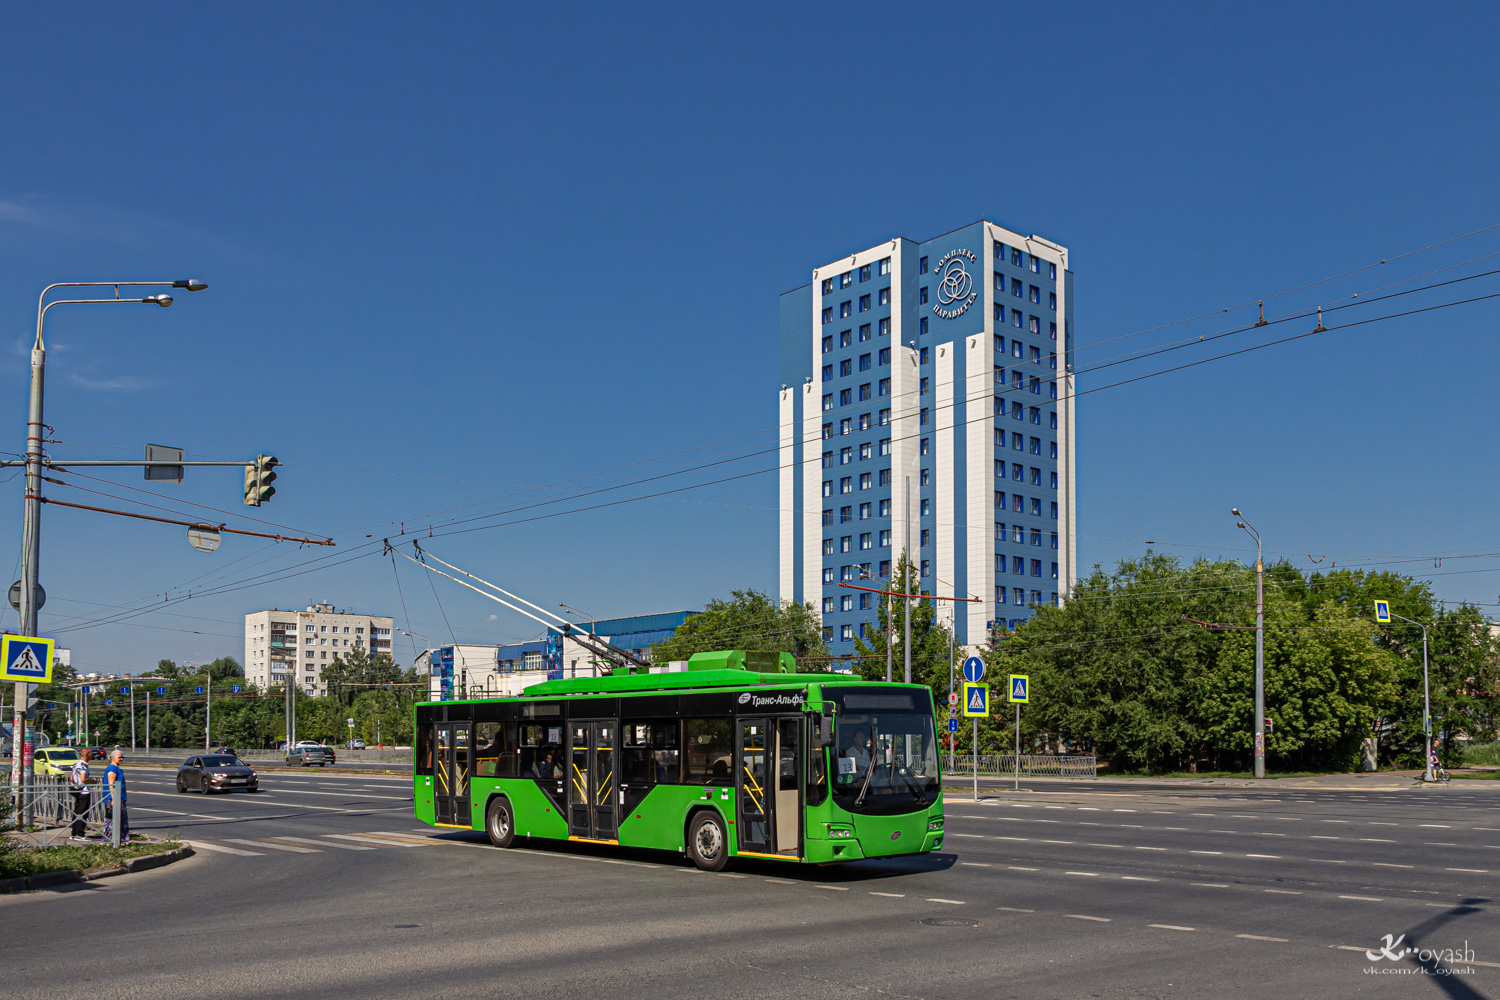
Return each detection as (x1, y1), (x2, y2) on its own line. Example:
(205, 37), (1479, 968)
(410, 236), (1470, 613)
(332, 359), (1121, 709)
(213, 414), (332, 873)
(1233, 509), (1266, 779)
(947, 611), (955, 756)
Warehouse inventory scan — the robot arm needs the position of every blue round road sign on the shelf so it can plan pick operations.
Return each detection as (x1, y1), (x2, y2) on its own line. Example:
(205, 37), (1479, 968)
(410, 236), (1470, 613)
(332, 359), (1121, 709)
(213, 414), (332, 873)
(962, 656), (985, 683)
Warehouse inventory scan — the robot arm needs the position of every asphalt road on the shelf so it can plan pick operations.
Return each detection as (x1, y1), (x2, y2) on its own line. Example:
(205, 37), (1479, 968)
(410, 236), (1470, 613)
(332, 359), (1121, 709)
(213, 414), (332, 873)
(5, 769), (1498, 999)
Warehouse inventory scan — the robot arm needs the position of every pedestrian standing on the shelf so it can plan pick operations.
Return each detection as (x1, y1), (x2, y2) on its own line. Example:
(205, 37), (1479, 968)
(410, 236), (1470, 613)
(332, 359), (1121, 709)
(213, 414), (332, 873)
(102, 749), (130, 844)
(68, 747), (97, 842)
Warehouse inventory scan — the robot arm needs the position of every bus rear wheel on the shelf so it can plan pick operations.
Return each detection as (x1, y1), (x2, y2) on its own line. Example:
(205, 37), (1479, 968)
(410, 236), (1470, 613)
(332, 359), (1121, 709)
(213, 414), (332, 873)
(486, 797), (516, 848)
(687, 811), (728, 872)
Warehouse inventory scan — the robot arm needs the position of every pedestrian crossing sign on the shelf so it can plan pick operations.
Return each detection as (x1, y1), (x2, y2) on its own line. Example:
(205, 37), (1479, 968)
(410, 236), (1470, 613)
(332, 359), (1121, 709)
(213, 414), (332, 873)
(0, 635), (54, 683)
(962, 683), (989, 717)
(1373, 601), (1391, 623)
(1009, 674), (1029, 704)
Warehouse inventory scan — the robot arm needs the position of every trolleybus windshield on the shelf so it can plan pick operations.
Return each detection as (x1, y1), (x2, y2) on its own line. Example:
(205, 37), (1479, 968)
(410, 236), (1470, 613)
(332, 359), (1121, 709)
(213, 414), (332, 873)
(826, 687), (940, 815)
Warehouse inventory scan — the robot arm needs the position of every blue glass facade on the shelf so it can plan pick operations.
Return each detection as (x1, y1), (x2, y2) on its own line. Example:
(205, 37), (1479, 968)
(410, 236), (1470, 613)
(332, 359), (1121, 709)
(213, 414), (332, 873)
(778, 220), (1076, 660)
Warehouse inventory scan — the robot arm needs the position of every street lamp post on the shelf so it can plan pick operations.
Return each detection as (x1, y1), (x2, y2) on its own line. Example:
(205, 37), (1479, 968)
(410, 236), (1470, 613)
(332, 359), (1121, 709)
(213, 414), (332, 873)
(1232, 508), (1265, 779)
(1381, 608), (1435, 782)
(400, 629), (434, 697)
(558, 604), (597, 634)
(9, 279), (205, 823)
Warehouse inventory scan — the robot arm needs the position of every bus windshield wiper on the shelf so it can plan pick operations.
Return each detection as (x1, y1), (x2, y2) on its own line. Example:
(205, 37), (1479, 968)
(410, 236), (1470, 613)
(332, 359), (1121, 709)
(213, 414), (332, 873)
(854, 743), (879, 807)
(896, 765), (928, 805)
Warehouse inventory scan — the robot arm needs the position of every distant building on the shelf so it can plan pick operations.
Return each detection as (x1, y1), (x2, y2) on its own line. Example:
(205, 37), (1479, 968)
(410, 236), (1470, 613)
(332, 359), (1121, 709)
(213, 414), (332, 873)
(777, 219), (1077, 660)
(244, 603), (394, 696)
(421, 611), (694, 700)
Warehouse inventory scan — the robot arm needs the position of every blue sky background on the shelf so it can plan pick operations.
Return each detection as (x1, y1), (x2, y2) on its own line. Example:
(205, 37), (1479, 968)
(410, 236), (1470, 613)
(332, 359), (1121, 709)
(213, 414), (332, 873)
(2, 4), (1498, 675)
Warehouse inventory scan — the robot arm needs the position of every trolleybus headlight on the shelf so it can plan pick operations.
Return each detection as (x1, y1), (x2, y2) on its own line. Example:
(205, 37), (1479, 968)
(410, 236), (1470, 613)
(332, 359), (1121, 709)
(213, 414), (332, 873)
(927, 820), (944, 832)
(826, 824), (854, 839)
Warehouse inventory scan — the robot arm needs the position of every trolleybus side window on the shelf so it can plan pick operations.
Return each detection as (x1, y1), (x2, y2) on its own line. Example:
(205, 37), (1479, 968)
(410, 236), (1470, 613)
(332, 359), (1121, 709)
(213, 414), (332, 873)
(622, 721), (680, 785)
(520, 724), (564, 779)
(475, 722), (517, 778)
(416, 723), (434, 776)
(684, 718), (733, 784)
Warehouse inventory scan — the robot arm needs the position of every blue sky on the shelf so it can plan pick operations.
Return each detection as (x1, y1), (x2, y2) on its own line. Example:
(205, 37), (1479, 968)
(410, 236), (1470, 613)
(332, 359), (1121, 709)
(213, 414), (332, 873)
(2, 4), (1498, 675)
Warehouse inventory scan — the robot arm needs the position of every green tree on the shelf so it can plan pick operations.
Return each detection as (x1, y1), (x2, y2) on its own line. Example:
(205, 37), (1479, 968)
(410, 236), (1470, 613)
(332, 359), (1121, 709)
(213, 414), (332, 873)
(650, 589), (829, 666)
(849, 554), (957, 691)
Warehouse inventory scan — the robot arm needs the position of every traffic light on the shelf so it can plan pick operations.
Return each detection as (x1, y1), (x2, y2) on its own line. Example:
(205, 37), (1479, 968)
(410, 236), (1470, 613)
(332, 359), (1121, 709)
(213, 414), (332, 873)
(243, 454), (279, 506)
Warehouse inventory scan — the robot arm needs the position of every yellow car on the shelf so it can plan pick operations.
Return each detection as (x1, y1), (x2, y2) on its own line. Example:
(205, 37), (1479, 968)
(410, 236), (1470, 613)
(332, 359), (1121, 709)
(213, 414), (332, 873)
(33, 746), (83, 777)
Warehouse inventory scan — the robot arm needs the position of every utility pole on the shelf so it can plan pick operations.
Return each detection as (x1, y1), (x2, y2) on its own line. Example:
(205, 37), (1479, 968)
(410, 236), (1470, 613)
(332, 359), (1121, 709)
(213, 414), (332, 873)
(204, 671), (211, 750)
(904, 477), (912, 685)
(145, 688), (151, 751)
(128, 682), (136, 749)
(1232, 509), (1265, 779)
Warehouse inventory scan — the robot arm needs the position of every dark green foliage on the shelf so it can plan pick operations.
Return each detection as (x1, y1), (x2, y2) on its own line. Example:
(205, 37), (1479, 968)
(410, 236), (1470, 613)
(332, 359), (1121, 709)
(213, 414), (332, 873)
(986, 555), (1497, 773)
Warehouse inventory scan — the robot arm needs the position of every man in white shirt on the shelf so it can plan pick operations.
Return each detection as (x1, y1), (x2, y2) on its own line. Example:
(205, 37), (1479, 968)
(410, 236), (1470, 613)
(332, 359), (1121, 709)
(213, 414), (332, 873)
(69, 748), (97, 842)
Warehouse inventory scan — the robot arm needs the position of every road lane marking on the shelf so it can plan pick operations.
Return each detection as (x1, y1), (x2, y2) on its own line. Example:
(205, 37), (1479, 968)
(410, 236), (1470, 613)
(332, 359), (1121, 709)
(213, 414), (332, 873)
(1447, 868), (1489, 873)
(1339, 895), (1384, 901)
(1077, 807), (1100, 811)
(1245, 854), (1281, 859)
(1149, 924), (1195, 931)
(1420, 824), (1452, 828)
(1064, 872), (1099, 877)
(1112, 809), (1137, 813)
(960, 862), (991, 867)
(815, 885), (848, 891)
(1310, 835), (1340, 840)
(226, 838), (318, 853)
(1038, 840), (1073, 845)
(1086, 844), (1125, 849)
(276, 836), (374, 851)
(1321, 820), (1350, 824)
(1008, 866), (1039, 871)
(997, 836), (1029, 841)
(1135, 846), (1167, 851)
(1427, 842), (1459, 847)
(1190, 851), (1222, 855)
(1066, 914), (1110, 922)
(763, 878), (796, 884)
(996, 906), (1034, 912)
(1307, 859), (1347, 864)
(186, 840), (263, 856)
(1264, 889), (1301, 894)
(926, 898), (966, 905)
(951, 833), (986, 838)
(1192, 883), (1229, 888)
(870, 892), (905, 897)
(1121, 876), (1159, 882)
(1369, 822), (1397, 826)
(1372, 863), (1413, 869)
(1237, 934), (1289, 942)
(1359, 838), (1395, 843)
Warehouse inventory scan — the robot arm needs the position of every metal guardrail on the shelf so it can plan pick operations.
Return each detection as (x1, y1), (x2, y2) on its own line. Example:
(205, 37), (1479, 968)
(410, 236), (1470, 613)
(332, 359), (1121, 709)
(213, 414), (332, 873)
(140, 746), (413, 765)
(3, 774), (126, 846)
(942, 754), (1097, 778)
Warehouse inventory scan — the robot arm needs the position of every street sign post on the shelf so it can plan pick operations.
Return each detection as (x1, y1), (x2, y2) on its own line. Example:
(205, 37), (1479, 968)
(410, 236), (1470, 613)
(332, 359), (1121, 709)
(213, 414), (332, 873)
(963, 683), (989, 801)
(948, 718), (958, 733)
(1008, 674), (1031, 790)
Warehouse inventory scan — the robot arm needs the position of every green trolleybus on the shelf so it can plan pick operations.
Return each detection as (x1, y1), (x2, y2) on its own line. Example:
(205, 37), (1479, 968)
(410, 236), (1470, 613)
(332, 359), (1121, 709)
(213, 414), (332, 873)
(413, 649), (944, 870)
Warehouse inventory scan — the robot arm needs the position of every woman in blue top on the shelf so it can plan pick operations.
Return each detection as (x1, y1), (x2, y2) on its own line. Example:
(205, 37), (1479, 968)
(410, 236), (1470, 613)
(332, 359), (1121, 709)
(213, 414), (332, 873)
(102, 749), (130, 844)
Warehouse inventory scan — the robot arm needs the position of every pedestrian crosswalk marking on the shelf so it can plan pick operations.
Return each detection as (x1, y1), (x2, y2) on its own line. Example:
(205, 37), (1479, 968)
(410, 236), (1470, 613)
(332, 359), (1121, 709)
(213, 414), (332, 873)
(225, 838), (319, 853)
(274, 835), (375, 851)
(186, 840), (264, 856)
(327, 833), (421, 848)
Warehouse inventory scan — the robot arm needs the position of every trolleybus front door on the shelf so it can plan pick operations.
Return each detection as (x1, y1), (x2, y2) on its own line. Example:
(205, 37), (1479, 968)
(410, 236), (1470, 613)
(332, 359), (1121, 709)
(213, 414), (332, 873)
(569, 721), (617, 841)
(434, 723), (471, 827)
(737, 718), (771, 853)
(738, 716), (803, 856)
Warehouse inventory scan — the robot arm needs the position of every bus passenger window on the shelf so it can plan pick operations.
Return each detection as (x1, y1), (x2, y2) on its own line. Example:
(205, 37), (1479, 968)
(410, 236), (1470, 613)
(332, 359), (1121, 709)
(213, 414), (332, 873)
(415, 725), (434, 776)
(622, 721), (680, 785)
(684, 718), (733, 784)
(474, 722), (512, 778)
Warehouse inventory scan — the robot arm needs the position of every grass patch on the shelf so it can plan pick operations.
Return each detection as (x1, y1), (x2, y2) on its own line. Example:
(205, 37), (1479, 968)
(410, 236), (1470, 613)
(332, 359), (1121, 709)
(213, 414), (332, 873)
(1462, 742), (1500, 767)
(0, 837), (179, 880)
(1450, 769), (1500, 780)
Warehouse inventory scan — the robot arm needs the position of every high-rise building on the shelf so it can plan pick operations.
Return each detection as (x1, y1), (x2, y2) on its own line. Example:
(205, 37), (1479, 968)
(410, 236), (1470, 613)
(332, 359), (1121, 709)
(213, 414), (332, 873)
(244, 603), (395, 696)
(777, 220), (1076, 660)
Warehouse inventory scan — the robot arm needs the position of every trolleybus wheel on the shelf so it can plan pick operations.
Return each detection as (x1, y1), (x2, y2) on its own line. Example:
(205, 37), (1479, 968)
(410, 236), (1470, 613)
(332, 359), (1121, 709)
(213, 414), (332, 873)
(687, 811), (728, 872)
(486, 797), (516, 848)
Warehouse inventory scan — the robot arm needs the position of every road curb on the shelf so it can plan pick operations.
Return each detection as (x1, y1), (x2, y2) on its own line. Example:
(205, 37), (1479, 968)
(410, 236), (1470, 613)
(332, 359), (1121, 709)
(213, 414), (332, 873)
(0, 844), (195, 894)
